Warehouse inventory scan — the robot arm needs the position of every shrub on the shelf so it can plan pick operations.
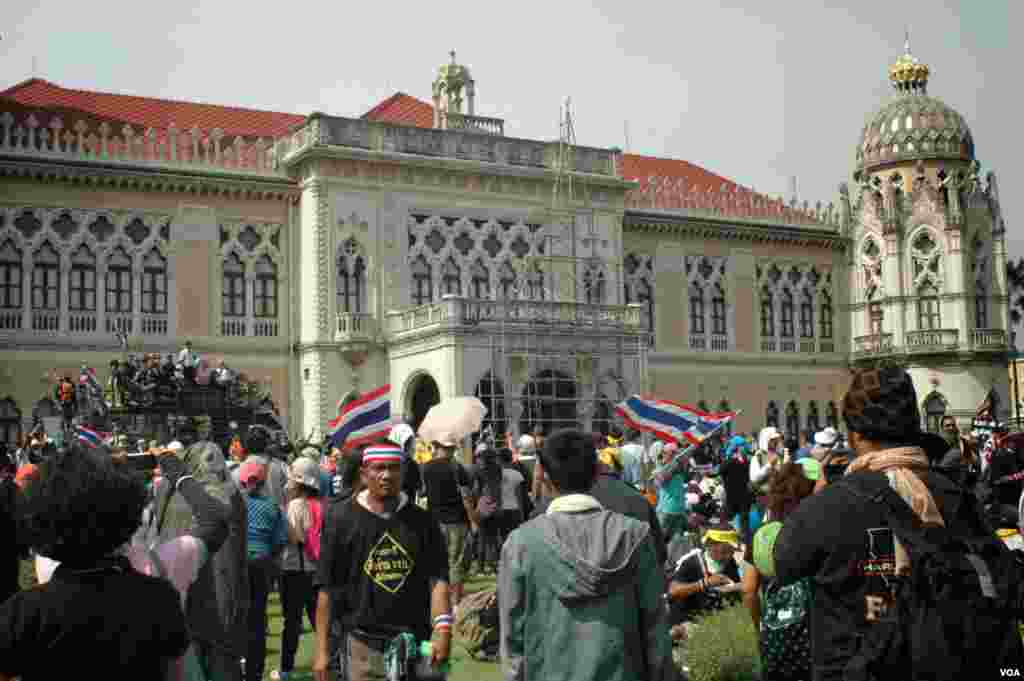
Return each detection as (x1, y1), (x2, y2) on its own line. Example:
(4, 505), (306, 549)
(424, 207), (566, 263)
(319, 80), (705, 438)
(685, 604), (761, 681)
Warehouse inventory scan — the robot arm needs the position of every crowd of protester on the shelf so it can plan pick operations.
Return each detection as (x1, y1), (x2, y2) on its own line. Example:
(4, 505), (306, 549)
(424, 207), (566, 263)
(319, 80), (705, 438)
(3, 366), (1024, 680)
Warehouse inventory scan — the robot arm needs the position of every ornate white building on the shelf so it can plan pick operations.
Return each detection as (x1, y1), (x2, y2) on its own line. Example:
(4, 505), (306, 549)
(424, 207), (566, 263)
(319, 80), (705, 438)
(0, 46), (1010, 446)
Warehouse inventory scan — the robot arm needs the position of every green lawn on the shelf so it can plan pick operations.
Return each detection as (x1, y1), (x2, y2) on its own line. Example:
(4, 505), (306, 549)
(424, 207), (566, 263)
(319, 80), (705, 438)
(263, 572), (502, 681)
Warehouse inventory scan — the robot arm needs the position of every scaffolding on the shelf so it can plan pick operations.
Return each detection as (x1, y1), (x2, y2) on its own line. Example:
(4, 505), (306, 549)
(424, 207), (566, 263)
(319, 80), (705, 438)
(475, 98), (647, 445)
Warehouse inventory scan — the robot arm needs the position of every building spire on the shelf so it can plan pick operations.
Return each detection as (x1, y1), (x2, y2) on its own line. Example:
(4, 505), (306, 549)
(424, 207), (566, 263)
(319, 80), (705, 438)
(904, 26), (911, 56)
(889, 30), (930, 95)
(449, 49), (457, 64)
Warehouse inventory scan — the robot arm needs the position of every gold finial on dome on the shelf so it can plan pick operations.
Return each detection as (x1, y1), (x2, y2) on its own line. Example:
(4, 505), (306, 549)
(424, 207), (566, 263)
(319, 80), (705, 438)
(889, 28), (930, 94)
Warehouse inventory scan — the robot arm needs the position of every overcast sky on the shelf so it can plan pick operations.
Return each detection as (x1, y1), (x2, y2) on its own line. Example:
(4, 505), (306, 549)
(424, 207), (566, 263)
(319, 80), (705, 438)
(1, 0), (1018, 254)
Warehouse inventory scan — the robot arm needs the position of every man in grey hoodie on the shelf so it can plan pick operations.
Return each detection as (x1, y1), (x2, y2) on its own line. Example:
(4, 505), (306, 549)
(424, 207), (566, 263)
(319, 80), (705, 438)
(498, 429), (676, 681)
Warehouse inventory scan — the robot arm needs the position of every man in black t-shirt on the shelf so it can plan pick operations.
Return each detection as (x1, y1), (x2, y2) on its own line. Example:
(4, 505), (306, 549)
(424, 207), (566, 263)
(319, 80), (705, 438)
(313, 443), (451, 681)
(420, 441), (479, 607)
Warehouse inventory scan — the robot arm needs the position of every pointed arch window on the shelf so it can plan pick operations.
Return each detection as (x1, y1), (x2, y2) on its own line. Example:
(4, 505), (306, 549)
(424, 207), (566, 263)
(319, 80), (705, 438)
(780, 289), (795, 338)
(917, 284), (941, 330)
(820, 291), (834, 339)
(975, 285), (988, 328)
(760, 288), (775, 337)
(786, 400), (800, 437)
(70, 244), (97, 312)
(689, 283), (706, 335)
(799, 289), (815, 338)
(766, 401), (779, 428)
(411, 256), (433, 306)
(710, 284), (727, 335)
(636, 278), (654, 339)
(32, 243), (60, 310)
(807, 401), (820, 432)
(254, 255), (278, 318)
(0, 240), (22, 309)
(470, 260), (490, 299)
(105, 246), (133, 313)
(583, 267), (606, 305)
(0, 398), (21, 445)
(141, 248), (167, 314)
(222, 252), (246, 317)
(337, 239), (367, 314)
(499, 261), (517, 300)
(441, 258), (461, 297)
(826, 401), (839, 429)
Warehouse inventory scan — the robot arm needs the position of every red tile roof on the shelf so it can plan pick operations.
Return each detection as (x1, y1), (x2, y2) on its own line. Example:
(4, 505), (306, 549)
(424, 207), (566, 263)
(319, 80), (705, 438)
(0, 78), (304, 139)
(361, 92), (434, 128)
(618, 153), (745, 192)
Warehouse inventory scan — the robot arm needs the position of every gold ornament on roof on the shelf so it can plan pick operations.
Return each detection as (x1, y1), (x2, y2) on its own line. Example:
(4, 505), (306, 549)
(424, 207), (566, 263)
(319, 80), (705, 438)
(889, 30), (930, 93)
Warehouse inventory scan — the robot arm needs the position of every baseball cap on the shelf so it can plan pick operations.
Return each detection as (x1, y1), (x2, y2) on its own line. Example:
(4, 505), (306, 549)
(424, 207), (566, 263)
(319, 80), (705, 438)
(289, 457), (321, 489)
(753, 521), (783, 577)
(814, 427), (839, 447)
(238, 460), (267, 486)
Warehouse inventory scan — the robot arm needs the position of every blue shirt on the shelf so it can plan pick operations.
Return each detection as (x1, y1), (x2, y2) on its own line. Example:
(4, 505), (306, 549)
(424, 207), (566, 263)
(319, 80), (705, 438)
(245, 493), (288, 559)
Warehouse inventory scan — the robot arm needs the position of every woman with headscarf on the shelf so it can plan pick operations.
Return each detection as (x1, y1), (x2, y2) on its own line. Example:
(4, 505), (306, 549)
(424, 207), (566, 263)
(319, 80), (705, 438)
(148, 434), (249, 681)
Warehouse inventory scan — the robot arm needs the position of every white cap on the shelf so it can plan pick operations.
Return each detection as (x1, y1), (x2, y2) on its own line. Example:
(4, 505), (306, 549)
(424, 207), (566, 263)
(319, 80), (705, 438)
(166, 441), (184, 452)
(517, 434), (536, 452)
(388, 423), (415, 450)
(814, 427), (839, 447)
(758, 426), (783, 452)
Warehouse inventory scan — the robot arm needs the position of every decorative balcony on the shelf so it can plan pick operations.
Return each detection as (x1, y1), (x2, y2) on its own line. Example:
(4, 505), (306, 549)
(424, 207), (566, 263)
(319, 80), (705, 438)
(905, 329), (959, 353)
(221, 317), (246, 337)
(780, 339), (797, 353)
(0, 309), (21, 331)
(336, 312), (379, 343)
(690, 334), (729, 352)
(106, 315), (133, 335)
(970, 328), (1008, 351)
(689, 335), (706, 351)
(141, 314), (169, 336)
(31, 310), (59, 333)
(0, 111), (285, 178)
(69, 312), (98, 334)
(385, 297), (644, 338)
(854, 333), (895, 355)
(252, 318), (279, 337)
(440, 111), (504, 136)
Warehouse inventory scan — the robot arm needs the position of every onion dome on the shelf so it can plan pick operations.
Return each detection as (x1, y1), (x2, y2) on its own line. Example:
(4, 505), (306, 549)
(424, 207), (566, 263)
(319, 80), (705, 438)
(856, 38), (974, 175)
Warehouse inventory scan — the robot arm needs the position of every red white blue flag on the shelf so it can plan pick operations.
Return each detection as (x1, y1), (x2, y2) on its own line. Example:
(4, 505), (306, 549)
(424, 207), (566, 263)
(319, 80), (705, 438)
(76, 424), (111, 448)
(327, 385), (398, 451)
(615, 395), (737, 446)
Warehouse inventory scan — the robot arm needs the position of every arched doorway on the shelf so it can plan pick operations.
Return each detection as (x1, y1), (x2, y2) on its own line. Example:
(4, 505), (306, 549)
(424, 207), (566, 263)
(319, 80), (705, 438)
(923, 392), (947, 433)
(474, 372), (507, 448)
(407, 373), (440, 435)
(520, 369), (578, 435)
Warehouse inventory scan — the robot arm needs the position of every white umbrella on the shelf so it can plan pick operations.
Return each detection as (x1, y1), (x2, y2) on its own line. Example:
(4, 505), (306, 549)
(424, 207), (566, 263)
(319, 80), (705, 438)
(418, 397), (488, 446)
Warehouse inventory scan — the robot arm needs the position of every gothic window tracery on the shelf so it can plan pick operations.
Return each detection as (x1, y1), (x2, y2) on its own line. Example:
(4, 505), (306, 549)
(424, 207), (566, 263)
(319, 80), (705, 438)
(441, 258), (462, 297)
(820, 291), (834, 339)
(0, 240), (22, 310)
(32, 242), (60, 311)
(786, 400), (800, 436)
(780, 289), (795, 338)
(498, 261), (517, 299)
(583, 266), (606, 305)
(624, 253), (655, 341)
(470, 260), (490, 299)
(70, 244), (97, 312)
(222, 252), (246, 318)
(689, 282), (705, 335)
(917, 283), (941, 330)
(807, 401), (820, 432)
(337, 239), (367, 314)
(799, 289), (815, 338)
(254, 255), (278, 318)
(411, 256), (433, 306)
(711, 283), (726, 335)
(105, 246), (133, 314)
(760, 288), (775, 337)
(141, 248), (167, 315)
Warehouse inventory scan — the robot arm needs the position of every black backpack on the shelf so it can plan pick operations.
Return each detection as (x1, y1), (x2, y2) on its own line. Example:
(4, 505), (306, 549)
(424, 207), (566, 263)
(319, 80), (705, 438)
(843, 476), (1024, 681)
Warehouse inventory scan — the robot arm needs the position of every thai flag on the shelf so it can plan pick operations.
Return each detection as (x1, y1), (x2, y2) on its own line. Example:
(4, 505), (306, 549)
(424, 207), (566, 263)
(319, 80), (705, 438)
(615, 395), (737, 446)
(327, 384), (398, 451)
(76, 424), (111, 448)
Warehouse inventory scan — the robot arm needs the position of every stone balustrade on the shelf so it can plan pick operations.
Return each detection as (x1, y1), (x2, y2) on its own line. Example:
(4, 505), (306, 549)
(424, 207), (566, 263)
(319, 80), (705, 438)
(252, 318), (280, 338)
(970, 328), (1008, 350)
(854, 333), (895, 355)
(385, 296), (644, 337)
(141, 314), (168, 336)
(905, 328), (959, 351)
(69, 312), (98, 334)
(336, 312), (378, 341)
(625, 175), (840, 229)
(0, 111), (284, 176)
(440, 111), (505, 136)
(279, 114), (619, 177)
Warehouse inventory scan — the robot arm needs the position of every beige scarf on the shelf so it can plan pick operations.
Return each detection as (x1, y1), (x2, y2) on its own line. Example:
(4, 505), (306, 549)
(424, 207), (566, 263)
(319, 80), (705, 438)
(846, 446), (944, 574)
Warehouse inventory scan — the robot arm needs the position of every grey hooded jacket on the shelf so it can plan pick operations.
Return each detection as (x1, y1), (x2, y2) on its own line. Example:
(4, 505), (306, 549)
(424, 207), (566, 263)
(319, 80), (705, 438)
(498, 494), (676, 681)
